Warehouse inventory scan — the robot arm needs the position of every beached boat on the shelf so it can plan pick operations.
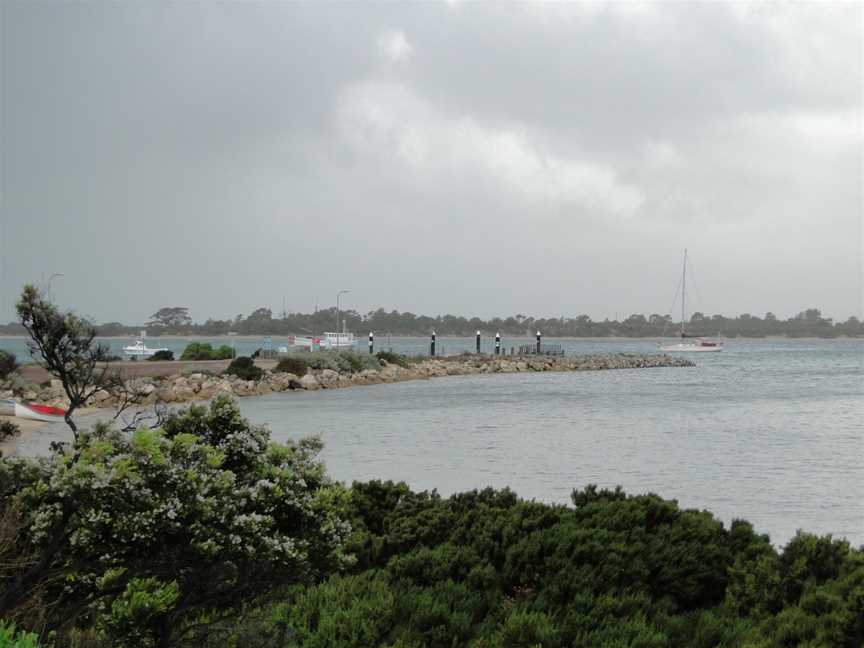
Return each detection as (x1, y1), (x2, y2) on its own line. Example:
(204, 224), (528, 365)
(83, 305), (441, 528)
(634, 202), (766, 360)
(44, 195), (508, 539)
(288, 332), (356, 351)
(659, 250), (724, 353)
(122, 340), (170, 359)
(0, 399), (67, 423)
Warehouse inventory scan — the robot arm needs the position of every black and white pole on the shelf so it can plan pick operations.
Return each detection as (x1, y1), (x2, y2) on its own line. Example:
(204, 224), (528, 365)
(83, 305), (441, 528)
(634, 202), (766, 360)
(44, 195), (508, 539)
(495, 332), (501, 355)
(369, 331), (374, 355)
(476, 330), (481, 354)
(536, 330), (542, 354)
(430, 331), (436, 357)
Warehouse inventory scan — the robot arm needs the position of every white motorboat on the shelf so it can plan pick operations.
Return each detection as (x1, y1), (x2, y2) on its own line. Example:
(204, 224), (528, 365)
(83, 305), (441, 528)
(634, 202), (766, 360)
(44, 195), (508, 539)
(288, 332), (356, 351)
(0, 399), (67, 423)
(122, 340), (170, 359)
(659, 249), (724, 353)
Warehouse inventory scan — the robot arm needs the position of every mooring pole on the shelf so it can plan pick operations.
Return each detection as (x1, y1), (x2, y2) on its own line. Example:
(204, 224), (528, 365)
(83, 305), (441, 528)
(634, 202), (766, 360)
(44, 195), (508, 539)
(495, 332), (501, 356)
(369, 331), (374, 355)
(476, 330), (481, 354)
(431, 331), (436, 357)
(536, 330), (542, 354)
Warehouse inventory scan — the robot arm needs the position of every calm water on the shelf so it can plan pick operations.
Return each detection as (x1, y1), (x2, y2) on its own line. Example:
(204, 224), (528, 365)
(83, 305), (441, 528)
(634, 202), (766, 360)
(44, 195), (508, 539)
(236, 338), (862, 548)
(4, 335), (861, 546)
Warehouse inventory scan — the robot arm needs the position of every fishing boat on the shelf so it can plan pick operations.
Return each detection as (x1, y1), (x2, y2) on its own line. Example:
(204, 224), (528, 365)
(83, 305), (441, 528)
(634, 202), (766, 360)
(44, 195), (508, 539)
(122, 340), (170, 359)
(0, 399), (67, 423)
(659, 249), (724, 353)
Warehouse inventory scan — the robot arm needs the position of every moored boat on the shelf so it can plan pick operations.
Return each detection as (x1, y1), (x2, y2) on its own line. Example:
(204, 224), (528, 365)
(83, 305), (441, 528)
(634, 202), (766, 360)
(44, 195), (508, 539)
(659, 249), (724, 353)
(122, 340), (170, 359)
(0, 399), (67, 423)
(288, 332), (356, 351)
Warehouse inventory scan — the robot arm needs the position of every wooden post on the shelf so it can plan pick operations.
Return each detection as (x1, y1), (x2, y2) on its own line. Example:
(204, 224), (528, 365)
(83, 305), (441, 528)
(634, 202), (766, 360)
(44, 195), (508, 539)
(476, 330), (481, 354)
(431, 331), (436, 357)
(369, 331), (374, 355)
(495, 332), (501, 356)
(536, 330), (541, 354)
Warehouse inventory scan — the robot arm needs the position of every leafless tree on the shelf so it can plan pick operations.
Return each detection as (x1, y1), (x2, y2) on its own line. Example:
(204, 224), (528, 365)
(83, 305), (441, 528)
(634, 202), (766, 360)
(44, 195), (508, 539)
(16, 285), (143, 441)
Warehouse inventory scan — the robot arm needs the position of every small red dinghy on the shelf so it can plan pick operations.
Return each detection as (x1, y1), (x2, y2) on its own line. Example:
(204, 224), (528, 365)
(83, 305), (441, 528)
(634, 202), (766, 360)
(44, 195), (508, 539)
(0, 399), (67, 423)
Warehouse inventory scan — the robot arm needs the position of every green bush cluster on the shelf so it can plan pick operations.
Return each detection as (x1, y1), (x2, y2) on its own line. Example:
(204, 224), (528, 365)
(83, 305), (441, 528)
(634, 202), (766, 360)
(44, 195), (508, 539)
(0, 621), (41, 648)
(147, 349), (175, 361)
(239, 482), (864, 648)
(179, 343), (234, 361)
(375, 350), (410, 368)
(305, 350), (380, 374)
(224, 356), (264, 381)
(0, 351), (18, 380)
(273, 356), (309, 376)
(0, 397), (350, 646)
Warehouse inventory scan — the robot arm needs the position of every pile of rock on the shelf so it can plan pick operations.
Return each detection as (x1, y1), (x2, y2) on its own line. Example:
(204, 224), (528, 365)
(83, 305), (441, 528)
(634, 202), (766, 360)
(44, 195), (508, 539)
(0, 353), (694, 409)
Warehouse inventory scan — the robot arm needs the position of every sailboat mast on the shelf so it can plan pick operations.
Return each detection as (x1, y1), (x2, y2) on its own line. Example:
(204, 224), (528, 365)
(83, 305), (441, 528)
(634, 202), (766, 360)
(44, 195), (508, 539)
(681, 249), (687, 338)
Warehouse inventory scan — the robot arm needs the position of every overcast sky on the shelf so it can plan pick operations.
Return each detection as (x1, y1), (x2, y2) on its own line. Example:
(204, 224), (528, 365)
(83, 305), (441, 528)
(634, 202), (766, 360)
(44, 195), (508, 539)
(1, 1), (861, 325)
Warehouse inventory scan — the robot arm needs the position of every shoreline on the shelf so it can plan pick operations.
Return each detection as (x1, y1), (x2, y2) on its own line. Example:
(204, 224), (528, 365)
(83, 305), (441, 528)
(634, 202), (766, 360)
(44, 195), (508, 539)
(0, 353), (693, 457)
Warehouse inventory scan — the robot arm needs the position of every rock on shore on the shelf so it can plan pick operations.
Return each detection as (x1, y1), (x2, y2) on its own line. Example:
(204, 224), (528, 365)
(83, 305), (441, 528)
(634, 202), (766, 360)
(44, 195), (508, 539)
(0, 353), (694, 409)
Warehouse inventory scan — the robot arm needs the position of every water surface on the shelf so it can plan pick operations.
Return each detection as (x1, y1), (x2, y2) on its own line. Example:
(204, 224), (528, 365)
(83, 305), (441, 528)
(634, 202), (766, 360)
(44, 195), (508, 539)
(239, 339), (863, 547)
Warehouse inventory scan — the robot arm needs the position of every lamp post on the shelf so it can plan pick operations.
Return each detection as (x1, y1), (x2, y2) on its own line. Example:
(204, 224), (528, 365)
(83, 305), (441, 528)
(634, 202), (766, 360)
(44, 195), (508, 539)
(47, 273), (64, 300)
(336, 289), (350, 344)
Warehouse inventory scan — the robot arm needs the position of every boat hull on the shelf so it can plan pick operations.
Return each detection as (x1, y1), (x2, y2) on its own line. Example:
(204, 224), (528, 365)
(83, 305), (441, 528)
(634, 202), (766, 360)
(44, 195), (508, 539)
(659, 344), (723, 353)
(1, 399), (67, 423)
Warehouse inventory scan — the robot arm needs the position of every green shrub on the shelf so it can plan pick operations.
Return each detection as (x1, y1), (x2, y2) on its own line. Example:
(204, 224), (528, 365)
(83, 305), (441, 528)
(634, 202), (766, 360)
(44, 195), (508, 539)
(0, 397), (350, 645)
(180, 342), (215, 361)
(376, 350), (409, 368)
(274, 356), (309, 377)
(0, 620), (41, 647)
(224, 356), (264, 381)
(0, 421), (20, 442)
(214, 345), (235, 360)
(147, 349), (175, 361)
(0, 350), (19, 379)
(306, 350), (379, 374)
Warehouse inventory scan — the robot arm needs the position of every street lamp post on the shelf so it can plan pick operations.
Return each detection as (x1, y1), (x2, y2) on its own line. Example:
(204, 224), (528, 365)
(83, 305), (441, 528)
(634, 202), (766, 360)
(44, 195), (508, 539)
(336, 289), (350, 345)
(47, 273), (64, 300)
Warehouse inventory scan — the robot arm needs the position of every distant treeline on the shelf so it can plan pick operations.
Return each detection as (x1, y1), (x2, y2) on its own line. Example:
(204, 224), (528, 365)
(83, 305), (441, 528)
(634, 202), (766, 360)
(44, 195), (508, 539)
(1, 306), (861, 338)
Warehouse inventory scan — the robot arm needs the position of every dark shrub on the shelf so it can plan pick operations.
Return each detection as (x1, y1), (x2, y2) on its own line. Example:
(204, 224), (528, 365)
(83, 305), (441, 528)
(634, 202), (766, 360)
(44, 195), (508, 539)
(376, 350), (408, 368)
(275, 357), (309, 377)
(0, 350), (18, 379)
(225, 356), (264, 381)
(0, 420), (20, 441)
(147, 350), (174, 361)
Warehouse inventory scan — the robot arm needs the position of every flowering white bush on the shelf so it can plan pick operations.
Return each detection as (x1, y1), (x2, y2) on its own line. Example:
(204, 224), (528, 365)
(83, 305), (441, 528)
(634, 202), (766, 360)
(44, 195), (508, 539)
(0, 396), (351, 646)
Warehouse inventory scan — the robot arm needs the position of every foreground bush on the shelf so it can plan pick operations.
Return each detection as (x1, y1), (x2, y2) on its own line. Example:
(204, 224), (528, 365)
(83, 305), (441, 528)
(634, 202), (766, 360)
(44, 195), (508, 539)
(0, 351), (17, 380)
(147, 349), (174, 361)
(236, 482), (864, 648)
(0, 397), (351, 646)
(0, 621), (41, 648)
(224, 356), (264, 381)
(274, 356), (309, 376)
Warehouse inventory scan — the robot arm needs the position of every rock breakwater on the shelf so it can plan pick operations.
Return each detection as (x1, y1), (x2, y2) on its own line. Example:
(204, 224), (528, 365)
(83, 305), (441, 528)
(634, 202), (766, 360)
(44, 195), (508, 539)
(0, 353), (694, 409)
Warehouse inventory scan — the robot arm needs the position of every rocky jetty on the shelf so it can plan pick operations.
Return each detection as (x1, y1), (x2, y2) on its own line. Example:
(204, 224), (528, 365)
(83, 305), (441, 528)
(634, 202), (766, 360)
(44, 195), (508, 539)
(0, 353), (694, 409)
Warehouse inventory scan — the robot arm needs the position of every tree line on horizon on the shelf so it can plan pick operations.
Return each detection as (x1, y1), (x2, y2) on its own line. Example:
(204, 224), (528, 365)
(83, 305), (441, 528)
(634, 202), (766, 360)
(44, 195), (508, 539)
(1, 305), (862, 338)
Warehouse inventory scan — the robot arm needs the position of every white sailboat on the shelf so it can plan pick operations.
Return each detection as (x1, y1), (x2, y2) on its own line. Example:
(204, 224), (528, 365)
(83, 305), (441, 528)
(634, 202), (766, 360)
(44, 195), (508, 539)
(659, 250), (724, 353)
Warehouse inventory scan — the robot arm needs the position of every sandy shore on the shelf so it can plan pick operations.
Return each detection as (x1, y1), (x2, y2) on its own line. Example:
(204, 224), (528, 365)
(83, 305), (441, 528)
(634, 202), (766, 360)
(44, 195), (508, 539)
(0, 409), (103, 458)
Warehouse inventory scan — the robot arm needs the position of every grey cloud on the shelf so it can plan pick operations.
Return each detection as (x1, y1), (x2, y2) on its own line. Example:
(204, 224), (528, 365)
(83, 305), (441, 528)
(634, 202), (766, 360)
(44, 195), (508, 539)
(1, 2), (860, 324)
